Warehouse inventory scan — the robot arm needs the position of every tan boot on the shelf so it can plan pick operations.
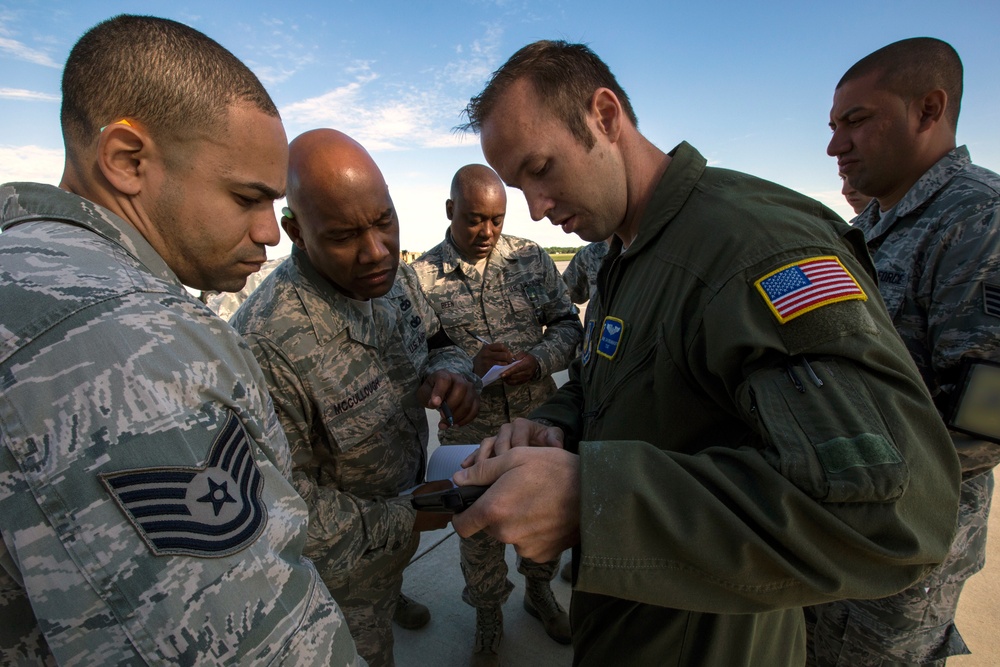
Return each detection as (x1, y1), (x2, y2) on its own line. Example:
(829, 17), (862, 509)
(393, 593), (430, 630)
(524, 579), (571, 645)
(470, 605), (503, 667)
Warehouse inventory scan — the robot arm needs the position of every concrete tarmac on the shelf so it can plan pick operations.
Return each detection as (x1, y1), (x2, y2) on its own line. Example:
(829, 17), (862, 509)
(395, 266), (997, 665)
(394, 394), (998, 666)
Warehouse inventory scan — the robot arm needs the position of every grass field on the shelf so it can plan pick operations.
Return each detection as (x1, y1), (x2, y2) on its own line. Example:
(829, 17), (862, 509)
(549, 253), (575, 262)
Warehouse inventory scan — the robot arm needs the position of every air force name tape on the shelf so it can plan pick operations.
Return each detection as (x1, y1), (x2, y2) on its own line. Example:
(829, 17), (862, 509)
(101, 411), (267, 557)
(755, 256), (867, 324)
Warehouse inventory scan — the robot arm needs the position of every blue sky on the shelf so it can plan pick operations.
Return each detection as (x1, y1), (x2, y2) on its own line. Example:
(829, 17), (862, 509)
(2, 0), (998, 259)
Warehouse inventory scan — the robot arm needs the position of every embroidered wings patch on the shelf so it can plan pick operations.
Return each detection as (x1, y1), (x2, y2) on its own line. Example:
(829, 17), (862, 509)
(101, 411), (267, 558)
(755, 256), (867, 324)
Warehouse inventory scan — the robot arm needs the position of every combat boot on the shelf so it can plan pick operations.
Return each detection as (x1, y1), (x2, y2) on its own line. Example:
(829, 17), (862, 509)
(393, 593), (431, 630)
(470, 604), (503, 667)
(523, 578), (571, 645)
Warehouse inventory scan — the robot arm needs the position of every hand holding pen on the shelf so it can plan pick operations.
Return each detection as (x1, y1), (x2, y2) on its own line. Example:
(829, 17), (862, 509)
(467, 329), (518, 376)
(418, 369), (480, 430)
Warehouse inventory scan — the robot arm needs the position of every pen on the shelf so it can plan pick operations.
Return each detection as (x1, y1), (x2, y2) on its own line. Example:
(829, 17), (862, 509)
(440, 401), (454, 427)
(465, 329), (493, 346)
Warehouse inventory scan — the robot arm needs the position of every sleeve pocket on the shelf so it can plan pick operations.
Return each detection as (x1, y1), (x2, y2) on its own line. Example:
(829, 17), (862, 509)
(745, 357), (909, 503)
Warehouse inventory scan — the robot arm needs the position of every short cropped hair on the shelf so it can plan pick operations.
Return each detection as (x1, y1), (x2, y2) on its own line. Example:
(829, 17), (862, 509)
(460, 40), (637, 150)
(61, 14), (278, 161)
(838, 37), (962, 129)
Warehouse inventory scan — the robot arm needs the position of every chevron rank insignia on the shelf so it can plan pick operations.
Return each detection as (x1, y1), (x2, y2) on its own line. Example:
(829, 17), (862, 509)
(100, 411), (267, 557)
(984, 282), (1000, 318)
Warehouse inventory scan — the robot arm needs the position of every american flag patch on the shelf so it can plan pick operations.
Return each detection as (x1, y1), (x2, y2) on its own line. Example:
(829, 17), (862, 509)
(755, 256), (867, 324)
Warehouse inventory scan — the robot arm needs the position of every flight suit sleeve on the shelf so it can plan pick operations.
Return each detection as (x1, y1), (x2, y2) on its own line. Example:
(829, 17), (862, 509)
(574, 248), (962, 613)
(526, 250), (583, 378)
(242, 333), (417, 579)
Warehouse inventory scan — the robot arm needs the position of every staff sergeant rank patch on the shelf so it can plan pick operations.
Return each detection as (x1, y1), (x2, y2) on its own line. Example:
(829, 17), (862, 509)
(100, 411), (267, 558)
(755, 256), (867, 324)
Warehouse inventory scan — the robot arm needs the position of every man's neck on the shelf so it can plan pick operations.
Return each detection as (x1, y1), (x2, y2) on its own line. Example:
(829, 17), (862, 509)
(616, 136), (671, 247)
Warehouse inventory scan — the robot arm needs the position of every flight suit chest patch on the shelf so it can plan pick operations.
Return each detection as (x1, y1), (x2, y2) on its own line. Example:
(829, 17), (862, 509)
(597, 317), (624, 360)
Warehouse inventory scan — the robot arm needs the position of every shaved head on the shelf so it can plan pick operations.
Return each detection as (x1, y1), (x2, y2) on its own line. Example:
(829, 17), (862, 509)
(837, 37), (962, 130)
(283, 128), (400, 300)
(450, 163), (505, 202)
(287, 128), (389, 230)
(447, 164), (507, 261)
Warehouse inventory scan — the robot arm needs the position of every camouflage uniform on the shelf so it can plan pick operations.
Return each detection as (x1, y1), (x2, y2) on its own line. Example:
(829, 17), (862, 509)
(807, 146), (1000, 666)
(207, 256), (286, 321)
(411, 233), (582, 608)
(561, 240), (609, 305)
(230, 250), (476, 667)
(0, 183), (361, 666)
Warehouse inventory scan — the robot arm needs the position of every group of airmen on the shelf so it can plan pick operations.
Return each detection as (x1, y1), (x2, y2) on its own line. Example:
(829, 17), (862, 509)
(1, 12), (998, 667)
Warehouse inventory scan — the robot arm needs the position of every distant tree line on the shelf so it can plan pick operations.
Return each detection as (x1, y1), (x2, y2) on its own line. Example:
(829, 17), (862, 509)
(544, 246), (585, 255)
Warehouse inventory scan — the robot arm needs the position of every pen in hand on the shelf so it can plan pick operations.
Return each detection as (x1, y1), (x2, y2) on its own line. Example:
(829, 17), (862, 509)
(465, 329), (493, 346)
(440, 401), (454, 427)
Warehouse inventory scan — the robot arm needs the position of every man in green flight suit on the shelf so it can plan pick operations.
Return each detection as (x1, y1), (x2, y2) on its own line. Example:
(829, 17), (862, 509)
(449, 40), (963, 667)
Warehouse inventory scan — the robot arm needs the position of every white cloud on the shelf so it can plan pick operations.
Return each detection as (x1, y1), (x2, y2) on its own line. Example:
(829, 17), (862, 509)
(0, 145), (64, 185)
(281, 24), (505, 151)
(239, 16), (316, 85)
(0, 87), (58, 102)
(0, 35), (60, 69)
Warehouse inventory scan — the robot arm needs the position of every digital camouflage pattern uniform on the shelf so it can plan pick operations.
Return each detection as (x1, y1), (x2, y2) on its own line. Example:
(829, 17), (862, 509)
(561, 240), (609, 306)
(231, 250), (477, 667)
(207, 256), (286, 321)
(412, 233), (582, 608)
(0, 183), (361, 667)
(530, 143), (961, 667)
(807, 146), (1000, 667)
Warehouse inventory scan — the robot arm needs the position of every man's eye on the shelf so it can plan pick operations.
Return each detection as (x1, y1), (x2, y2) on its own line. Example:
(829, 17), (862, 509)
(235, 194), (259, 207)
(533, 163), (549, 177)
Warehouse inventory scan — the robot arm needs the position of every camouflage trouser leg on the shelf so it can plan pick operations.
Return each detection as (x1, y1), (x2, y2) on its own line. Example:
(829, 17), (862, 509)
(327, 533), (419, 667)
(805, 578), (971, 667)
(459, 531), (559, 608)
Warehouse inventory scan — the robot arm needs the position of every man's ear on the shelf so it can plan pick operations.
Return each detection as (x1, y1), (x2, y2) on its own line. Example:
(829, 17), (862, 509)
(590, 87), (624, 143)
(281, 215), (306, 250)
(445, 198), (454, 221)
(915, 89), (947, 132)
(96, 123), (148, 196)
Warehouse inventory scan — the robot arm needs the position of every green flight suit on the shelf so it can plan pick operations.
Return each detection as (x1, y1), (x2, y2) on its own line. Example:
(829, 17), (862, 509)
(531, 143), (961, 667)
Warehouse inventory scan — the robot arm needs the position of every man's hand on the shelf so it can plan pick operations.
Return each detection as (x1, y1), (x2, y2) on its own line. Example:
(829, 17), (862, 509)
(473, 342), (515, 377)
(411, 479), (455, 532)
(501, 351), (538, 386)
(462, 417), (564, 467)
(419, 370), (479, 429)
(451, 447), (580, 563)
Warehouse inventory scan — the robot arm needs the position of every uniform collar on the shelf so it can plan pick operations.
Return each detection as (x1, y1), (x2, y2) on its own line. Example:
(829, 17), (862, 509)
(1, 182), (181, 287)
(287, 244), (385, 348)
(439, 229), (515, 281)
(854, 146), (971, 239)
(617, 141), (707, 260)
